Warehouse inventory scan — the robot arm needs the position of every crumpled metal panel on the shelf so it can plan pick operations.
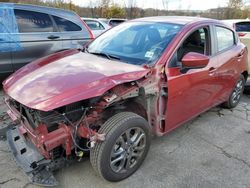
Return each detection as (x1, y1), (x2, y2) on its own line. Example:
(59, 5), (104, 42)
(0, 3), (22, 52)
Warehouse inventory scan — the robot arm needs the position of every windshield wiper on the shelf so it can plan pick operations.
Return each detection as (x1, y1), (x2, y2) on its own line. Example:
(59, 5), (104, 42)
(88, 51), (121, 61)
(88, 52), (111, 60)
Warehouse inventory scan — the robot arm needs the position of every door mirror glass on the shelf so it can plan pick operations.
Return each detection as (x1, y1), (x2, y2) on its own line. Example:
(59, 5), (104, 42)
(181, 52), (209, 68)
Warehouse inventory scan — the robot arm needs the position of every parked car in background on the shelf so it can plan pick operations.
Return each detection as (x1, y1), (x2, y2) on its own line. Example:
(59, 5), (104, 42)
(4, 16), (248, 186)
(0, 3), (93, 81)
(98, 18), (109, 24)
(82, 17), (110, 37)
(98, 18), (127, 27)
(223, 19), (250, 81)
(108, 18), (127, 27)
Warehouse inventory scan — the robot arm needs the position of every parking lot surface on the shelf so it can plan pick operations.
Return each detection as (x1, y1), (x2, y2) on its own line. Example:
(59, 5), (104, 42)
(0, 90), (250, 188)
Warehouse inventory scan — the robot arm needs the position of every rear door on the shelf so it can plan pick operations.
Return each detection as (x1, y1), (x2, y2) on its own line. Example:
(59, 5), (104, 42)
(12, 9), (62, 70)
(0, 51), (12, 79)
(52, 15), (91, 50)
(0, 4), (20, 78)
(211, 25), (246, 104)
(235, 21), (250, 72)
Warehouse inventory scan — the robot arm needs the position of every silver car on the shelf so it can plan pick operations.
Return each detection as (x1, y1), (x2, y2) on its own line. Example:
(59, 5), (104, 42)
(82, 18), (110, 37)
(0, 3), (93, 81)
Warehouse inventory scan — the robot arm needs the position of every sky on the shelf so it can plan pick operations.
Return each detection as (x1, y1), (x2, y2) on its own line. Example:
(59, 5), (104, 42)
(71, 0), (230, 10)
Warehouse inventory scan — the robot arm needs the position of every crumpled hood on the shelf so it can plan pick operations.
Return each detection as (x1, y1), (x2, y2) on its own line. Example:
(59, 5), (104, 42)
(3, 49), (149, 111)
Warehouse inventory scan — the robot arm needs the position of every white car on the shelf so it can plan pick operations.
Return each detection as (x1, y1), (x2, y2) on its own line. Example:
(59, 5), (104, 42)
(82, 18), (110, 37)
(98, 18), (127, 27)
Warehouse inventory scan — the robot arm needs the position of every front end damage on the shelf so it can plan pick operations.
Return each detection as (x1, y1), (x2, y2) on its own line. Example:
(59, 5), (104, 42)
(5, 69), (167, 186)
(7, 127), (58, 186)
(5, 95), (106, 186)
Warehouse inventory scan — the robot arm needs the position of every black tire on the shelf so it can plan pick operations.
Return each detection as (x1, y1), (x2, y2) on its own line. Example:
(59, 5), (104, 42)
(223, 75), (245, 109)
(244, 84), (250, 95)
(90, 112), (151, 182)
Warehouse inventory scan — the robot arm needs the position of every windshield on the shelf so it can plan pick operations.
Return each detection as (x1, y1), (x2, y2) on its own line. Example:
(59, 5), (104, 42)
(87, 21), (183, 66)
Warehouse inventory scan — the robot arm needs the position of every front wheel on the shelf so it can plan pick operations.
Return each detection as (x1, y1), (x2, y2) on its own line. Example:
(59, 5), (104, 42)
(90, 112), (151, 182)
(223, 75), (245, 109)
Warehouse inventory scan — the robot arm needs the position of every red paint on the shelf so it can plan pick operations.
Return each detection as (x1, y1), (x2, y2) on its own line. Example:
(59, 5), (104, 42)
(42, 124), (72, 156)
(181, 52), (209, 68)
(3, 51), (149, 111)
(164, 21), (248, 133)
(3, 17), (249, 159)
(238, 32), (247, 37)
(79, 15), (95, 39)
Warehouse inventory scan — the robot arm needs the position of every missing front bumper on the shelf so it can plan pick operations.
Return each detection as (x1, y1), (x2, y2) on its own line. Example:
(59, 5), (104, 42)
(6, 126), (58, 187)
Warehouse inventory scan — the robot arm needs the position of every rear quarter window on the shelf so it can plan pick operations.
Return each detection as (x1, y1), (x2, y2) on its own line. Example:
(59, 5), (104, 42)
(215, 26), (235, 52)
(52, 16), (82, 32)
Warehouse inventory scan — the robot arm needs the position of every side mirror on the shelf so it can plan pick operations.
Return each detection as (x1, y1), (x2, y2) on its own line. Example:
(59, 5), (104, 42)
(181, 52), (209, 68)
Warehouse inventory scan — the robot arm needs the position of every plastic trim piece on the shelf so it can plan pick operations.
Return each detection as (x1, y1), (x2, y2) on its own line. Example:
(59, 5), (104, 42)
(7, 126), (58, 187)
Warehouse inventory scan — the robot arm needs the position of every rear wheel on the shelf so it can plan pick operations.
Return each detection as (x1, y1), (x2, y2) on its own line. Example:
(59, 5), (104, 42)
(90, 112), (151, 182)
(223, 75), (245, 109)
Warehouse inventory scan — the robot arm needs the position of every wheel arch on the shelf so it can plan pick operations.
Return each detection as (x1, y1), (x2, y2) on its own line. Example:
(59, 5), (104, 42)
(242, 71), (248, 82)
(102, 96), (149, 123)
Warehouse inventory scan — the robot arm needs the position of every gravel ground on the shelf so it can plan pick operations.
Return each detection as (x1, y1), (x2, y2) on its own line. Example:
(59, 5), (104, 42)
(0, 90), (250, 188)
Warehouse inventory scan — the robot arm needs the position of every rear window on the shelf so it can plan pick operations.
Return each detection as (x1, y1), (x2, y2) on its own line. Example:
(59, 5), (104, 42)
(53, 16), (81, 32)
(235, 22), (250, 32)
(109, 20), (125, 27)
(14, 9), (53, 33)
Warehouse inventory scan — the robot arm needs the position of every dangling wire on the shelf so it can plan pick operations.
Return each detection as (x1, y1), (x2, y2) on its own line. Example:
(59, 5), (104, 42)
(62, 108), (90, 152)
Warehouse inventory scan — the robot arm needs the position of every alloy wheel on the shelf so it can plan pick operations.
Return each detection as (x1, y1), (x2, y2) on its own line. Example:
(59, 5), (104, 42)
(232, 79), (244, 104)
(110, 127), (146, 173)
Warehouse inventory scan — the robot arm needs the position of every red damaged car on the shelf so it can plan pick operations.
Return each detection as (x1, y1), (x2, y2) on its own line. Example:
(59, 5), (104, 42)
(3, 16), (249, 186)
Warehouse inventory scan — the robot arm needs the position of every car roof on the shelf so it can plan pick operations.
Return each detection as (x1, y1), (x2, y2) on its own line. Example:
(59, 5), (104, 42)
(81, 17), (98, 21)
(132, 16), (218, 25)
(1, 3), (76, 17)
(109, 18), (127, 21)
(222, 19), (250, 24)
(81, 17), (110, 26)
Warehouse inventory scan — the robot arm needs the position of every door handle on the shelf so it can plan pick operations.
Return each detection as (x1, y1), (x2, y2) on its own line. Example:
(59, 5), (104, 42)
(237, 50), (244, 58)
(208, 67), (216, 75)
(47, 35), (60, 40)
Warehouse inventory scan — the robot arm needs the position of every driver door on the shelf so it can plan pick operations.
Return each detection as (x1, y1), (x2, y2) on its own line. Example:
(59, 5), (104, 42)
(165, 26), (218, 131)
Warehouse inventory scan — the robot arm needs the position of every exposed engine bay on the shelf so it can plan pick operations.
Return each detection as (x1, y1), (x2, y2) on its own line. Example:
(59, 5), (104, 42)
(5, 75), (166, 186)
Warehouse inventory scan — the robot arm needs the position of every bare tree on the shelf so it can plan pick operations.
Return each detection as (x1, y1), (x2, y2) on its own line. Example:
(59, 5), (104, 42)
(98, 0), (111, 17)
(227, 0), (244, 18)
(228, 0), (243, 9)
(162, 0), (169, 11)
(126, 0), (137, 18)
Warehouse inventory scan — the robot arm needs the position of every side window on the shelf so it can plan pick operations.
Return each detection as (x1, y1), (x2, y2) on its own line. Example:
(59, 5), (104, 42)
(177, 27), (209, 61)
(84, 20), (105, 30)
(215, 26), (235, 52)
(169, 27), (210, 68)
(14, 9), (53, 33)
(53, 16), (81, 32)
